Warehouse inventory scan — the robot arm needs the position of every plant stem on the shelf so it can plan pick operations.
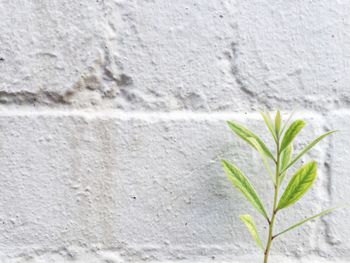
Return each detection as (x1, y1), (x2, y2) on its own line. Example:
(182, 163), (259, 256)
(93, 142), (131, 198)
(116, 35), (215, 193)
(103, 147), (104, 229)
(263, 140), (280, 263)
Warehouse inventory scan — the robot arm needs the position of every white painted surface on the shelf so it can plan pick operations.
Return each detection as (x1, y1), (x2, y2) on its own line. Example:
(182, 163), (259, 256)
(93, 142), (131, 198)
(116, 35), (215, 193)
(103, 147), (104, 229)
(0, 0), (349, 262)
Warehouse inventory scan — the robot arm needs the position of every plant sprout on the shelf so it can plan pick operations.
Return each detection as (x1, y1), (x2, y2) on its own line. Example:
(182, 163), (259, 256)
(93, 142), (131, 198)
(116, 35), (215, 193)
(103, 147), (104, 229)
(221, 111), (337, 263)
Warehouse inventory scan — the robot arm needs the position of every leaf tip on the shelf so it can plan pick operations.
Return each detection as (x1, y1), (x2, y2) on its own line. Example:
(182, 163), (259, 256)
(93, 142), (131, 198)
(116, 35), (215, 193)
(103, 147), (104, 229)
(239, 214), (248, 220)
(299, 119), (307, 126)
(221, 159), (228, 166)
(310, 161), (318, 169)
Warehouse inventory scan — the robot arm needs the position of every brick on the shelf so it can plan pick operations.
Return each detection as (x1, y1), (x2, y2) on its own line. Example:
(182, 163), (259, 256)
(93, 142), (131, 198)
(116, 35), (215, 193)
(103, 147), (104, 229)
(0, 111), (330, 261)
(3, 1), (350, 111)
(323, 111), (350, 257)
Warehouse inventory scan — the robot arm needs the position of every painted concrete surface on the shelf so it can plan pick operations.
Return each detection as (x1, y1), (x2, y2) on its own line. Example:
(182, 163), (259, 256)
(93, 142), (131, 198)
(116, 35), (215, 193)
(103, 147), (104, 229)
(0, 0), (349, 262)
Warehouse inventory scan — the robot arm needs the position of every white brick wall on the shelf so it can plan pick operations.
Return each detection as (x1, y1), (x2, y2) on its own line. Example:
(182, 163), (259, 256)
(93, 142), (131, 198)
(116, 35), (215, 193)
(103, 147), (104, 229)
(0, 1), (349, 262)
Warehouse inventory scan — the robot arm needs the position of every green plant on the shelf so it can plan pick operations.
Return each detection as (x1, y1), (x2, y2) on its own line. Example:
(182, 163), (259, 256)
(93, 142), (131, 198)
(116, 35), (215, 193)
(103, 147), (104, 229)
(221, 111), (337, 263)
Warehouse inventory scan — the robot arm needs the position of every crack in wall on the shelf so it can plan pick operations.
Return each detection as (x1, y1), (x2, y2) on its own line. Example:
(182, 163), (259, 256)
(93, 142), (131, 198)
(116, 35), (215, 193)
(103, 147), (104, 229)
(224, 33), (350, 113)
(224, 41), (272, 112)
(0, 47), (133, 107)
(321, 122), (341, 246)
(0, 90), (69, 105)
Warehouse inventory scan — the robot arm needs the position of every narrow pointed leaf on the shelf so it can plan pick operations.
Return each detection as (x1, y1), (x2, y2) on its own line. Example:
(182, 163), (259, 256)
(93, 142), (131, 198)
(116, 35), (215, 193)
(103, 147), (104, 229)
(240, 214), (264, 250)
(222, 160), (268, 219)
(277, 162), (317, 210)
(275, 110), (282, 136)
(246, 137), (275, 184)
(275, 207), (338, 238)
(260, 111), (278, 142)
(280, 120), (306, 152)
(281, 131), (337, 174)
(280, 110), (296, 135)
(227, 121), (275, 161)
(279, 144), (293, 184)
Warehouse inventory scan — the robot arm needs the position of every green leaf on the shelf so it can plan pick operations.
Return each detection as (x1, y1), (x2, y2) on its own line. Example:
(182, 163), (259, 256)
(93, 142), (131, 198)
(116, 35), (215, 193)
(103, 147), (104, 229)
(281, 143), (293, 171)
(279, 143), (293, 184)
(240, 214), (264, 250)
(280, 110), (295, 135)
(246, 137), (275, 184)
(227, 121), (275, 161)
(222, 160), (269, 219)
(260, 111), (277, 142)
(275, 110), (282, 136)
(277, 162), (318, 210)
(281, 131), (337, 174)
(274, 207), (338, 238)
(280, 120), (306, 152)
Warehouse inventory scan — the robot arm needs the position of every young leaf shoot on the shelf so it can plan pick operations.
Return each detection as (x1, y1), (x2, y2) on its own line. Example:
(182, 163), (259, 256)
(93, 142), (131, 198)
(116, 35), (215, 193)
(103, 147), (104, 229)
(221, 111), (338, 263)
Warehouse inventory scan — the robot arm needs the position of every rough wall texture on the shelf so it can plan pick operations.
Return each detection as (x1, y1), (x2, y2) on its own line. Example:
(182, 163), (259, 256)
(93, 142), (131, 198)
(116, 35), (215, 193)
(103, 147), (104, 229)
(0, 0), (349, 262)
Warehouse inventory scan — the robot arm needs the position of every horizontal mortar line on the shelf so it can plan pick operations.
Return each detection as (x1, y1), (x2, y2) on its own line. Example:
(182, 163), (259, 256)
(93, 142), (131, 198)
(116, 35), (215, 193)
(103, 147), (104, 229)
(0, 108), (329, 120)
